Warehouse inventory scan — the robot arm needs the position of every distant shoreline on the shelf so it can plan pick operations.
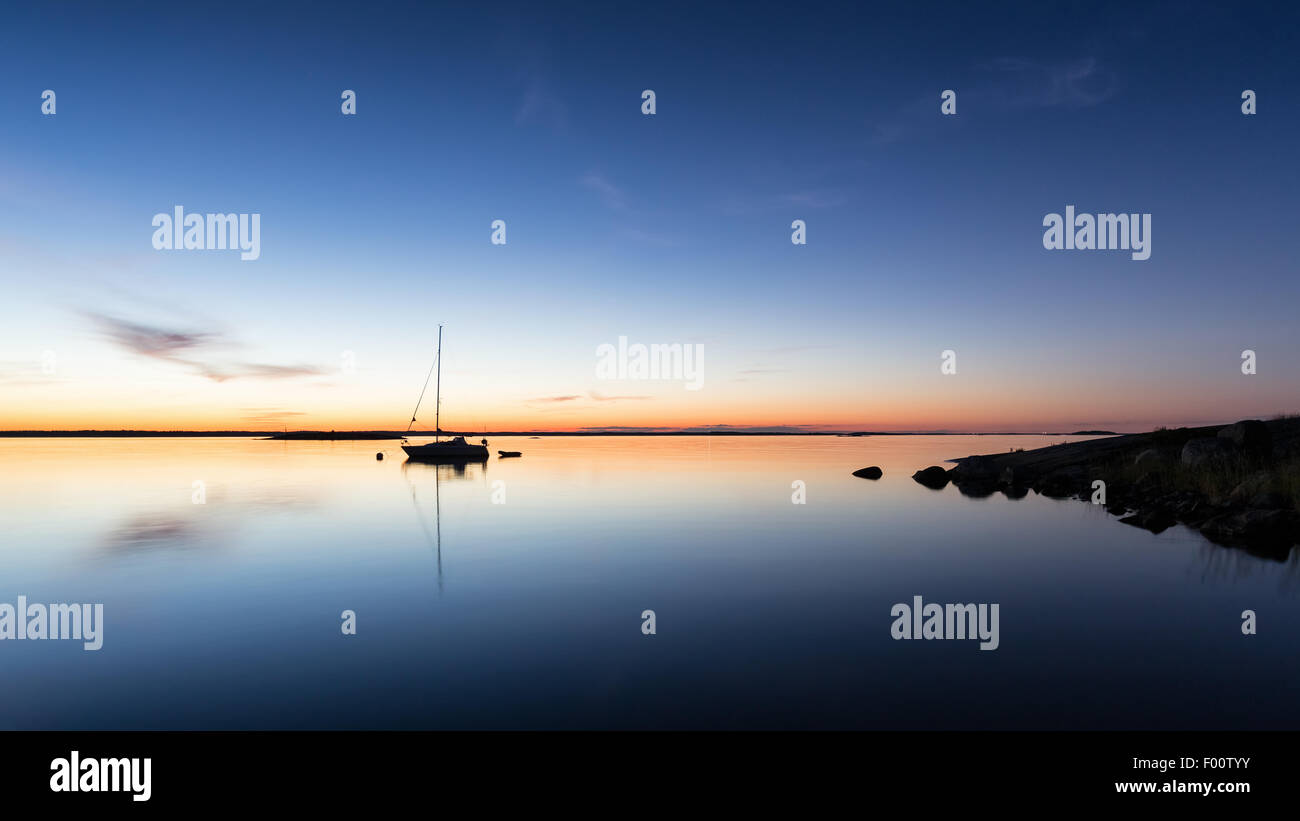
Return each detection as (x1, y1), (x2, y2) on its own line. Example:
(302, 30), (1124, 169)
(0, 429), (1124, 439)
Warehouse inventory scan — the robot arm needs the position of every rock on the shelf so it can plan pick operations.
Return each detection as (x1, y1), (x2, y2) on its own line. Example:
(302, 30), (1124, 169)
(1133, 448), (1164, 469)
(1171, 498), (1218, 527)
(1249, 491), (1289, 509)
(1229, 472), (1274, 503)
(852, 466), (882, 479)
(1217, 420), (1272, 458)
(1274, 439), (1300, 461)
(1035, 466), (1087, 498)
(1180, 437), (1235, 468)
(950, 455), (997, 481)
(911, 466), (951, 489)
(1134, 471), (1164, 492)
(950, 456), (1000, 496)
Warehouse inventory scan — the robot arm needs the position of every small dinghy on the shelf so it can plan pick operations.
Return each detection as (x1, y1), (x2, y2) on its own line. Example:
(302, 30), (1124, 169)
(498, 450), (522, 458)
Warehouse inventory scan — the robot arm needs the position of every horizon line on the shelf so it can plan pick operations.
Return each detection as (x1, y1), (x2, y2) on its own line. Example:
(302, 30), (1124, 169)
(0, 427), (1138, 437)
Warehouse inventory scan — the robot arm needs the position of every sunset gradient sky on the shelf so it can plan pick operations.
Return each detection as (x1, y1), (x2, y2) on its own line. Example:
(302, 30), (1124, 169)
(1, 1), (1297, 432)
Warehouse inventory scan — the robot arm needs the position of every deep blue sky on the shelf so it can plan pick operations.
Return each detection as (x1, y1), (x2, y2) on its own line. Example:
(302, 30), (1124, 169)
(1, 1), (1297, 431)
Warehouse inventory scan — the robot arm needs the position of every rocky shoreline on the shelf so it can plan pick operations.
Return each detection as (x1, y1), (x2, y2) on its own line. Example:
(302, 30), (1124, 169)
(913, 418), (1300, 560)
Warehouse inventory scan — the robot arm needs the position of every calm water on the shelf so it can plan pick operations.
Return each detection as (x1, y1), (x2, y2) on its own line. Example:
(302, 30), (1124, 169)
(1, 435), (1296, 730)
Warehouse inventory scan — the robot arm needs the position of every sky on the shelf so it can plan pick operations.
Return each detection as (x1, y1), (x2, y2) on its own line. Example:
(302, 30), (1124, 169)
(0, 0), (1297, 433)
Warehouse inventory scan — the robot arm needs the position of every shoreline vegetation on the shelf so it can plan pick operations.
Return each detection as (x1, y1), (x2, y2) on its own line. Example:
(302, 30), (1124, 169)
(926, 417), (1300, 559)
(0, 429), (1120, 438)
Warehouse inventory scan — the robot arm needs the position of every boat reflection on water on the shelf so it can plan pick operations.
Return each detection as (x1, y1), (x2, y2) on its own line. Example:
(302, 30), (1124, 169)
(401, 455), (488, 477)
(401, 458), (486, 593)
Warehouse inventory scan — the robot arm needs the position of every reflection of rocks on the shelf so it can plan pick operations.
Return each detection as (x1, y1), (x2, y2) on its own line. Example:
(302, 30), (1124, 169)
(1036, 466), (1089, 498)
(1119, 508), (1176, 534)
(938, 417), (1300, 558)
(851, 466), (882, 479)
(104, 514), (212, 554)
(1201, 509), (1297, 550)
(957, 480), (998, 498)
(942, 455), (999, 495)
(911, 466), (950, 489)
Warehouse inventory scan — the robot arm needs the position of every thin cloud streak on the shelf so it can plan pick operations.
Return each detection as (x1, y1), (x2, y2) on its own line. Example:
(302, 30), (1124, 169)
(84, 312), (324, 382)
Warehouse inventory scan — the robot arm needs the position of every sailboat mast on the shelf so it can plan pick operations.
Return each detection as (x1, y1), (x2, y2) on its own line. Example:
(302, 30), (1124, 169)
(434, 324), (443, 442)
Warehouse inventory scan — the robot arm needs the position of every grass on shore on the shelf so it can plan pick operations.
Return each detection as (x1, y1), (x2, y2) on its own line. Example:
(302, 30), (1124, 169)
(1101, 449), (1300, 510)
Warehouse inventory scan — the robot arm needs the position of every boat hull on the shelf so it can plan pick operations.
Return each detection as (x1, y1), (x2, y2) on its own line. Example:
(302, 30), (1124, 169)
(401, 443), (489, 461)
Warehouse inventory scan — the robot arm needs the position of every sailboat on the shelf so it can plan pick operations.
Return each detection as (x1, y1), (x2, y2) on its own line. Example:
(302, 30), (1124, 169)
(401, 325), (489, 461)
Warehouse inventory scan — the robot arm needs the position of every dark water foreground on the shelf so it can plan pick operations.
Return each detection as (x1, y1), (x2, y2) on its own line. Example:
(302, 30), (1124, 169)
(0, 435), (1296, 729)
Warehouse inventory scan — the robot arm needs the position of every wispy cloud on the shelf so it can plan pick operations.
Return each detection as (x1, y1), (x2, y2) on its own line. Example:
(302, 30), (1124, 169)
(86, 312), (216, 360)
(869, 57), (1118, 145)
(756, 344), (836, 355)
(978, 56), (1118, 109)
(236, 363), (323, 380)
(85, 312), (323, 382)
(527, 394), (582, 403)
(240, 408), (308, 423)
(720, 188), (847, 215)
(615, 227), (677, 246)
(580, 173), (627, 210)
(515, 76), (568, 131)
(588, 390), (651, 402)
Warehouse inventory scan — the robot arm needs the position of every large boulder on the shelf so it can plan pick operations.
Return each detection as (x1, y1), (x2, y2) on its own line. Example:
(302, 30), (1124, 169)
(950, 455), (998, 481)
(852, 466), (882, 479)
(1181, 437), (1235, 468)
(911, 466), (951, 489)
(1133, 448), (1164, 469)
(1217, 420), (1272, 458)
(1229, 472), (1274, 504)
(1035, 465), (1088, 498)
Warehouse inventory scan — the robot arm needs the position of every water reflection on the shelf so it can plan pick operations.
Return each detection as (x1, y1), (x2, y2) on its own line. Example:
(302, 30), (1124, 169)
(2, 435), (1296, 730)
(100, 485), (322, 557)
(947, 478), (1294, 562)
(401, 459), (488, 480)
(104, 513), (214, 555)
(401, 458), (485, 593)
(1190, 538), (1300, 588)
